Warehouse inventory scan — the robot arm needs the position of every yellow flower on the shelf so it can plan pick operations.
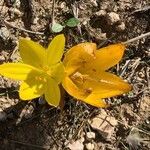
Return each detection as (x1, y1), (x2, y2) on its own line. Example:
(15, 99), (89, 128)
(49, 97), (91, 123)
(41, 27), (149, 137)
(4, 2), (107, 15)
(62, 43), (132, 107)
(0, 34), (65, 107)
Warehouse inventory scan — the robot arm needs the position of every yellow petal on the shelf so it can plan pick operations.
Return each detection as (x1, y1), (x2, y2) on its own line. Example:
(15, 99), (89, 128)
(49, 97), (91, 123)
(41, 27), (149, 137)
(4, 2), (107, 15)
(44, 78), (60, 107)
(47, 34), (65, 66)
(63, 43), (125, 75)
(0, 63), (42, 80)
(84, 98), (108, 108)
(62, 76), (87, 100)
(19, 79), (45, 100)
(63, 71), (131, 107)
(19, 38), (46, 68)
(63, 43), (97, 75)
(63, 42), (129, 108)
(87, 43), (125, 71)
(62, 77), (108, 107)
(50, 62), (64, 83)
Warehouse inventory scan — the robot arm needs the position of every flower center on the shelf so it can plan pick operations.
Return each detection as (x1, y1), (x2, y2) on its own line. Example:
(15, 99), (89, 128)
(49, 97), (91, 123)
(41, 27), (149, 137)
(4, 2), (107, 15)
(70, 71), (93, 96)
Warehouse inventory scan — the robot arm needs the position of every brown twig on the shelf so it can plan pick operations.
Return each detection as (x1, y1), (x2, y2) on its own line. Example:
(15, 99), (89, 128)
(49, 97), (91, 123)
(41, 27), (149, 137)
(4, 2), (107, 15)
(51, 0), (56, 26)
(127, 58), (141, 81)
(146, 67), (150, 90)
(4, 20), (44, 35)
(123, 32), (150, 45)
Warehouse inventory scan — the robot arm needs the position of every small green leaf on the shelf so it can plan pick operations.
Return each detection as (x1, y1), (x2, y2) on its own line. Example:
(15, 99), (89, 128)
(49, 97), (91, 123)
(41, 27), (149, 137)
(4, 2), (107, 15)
(51, 23), (64, 33)
(66, 18), (80, 27)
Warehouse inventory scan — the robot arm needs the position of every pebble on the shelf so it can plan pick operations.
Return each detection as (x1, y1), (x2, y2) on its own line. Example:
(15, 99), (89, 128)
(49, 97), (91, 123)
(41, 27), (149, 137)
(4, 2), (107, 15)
(145, 119), (149, 124)
(116, 22), (126, 31)
(106, 12), (120, 25)
(32, 17), (39, 25)
(85, 143), (94, 150)
(4, 103), (12, 109)
(14, 0), (21, 8)
(0, 55), (6, 62)
(95, 10), (106, 16)
(89, 110), (118, 139)
(0, 109), (7, 121)
(24, 105), (34, 119)
(0, 27), (10, 40)
(86, 132), (95, 140)
(67, 140), (84, 150)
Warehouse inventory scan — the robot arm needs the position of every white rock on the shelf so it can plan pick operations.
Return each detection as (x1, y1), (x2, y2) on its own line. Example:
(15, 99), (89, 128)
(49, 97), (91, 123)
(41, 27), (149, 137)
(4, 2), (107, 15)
(14, 0), (21, 8)
(32, 17), (39, 25)
(86, 132), (95, 140)
(107, 12), (120, 25)
(85, 143), (94, 150)
(96, 10), (106, 16)
(0, 27), (10, 40)
(116, 22), (126, 31)
(24, 105), (34, 119)
(0, 55), (5, 62)
(67, 139), (84, 150)
(89, 110), (117, 139)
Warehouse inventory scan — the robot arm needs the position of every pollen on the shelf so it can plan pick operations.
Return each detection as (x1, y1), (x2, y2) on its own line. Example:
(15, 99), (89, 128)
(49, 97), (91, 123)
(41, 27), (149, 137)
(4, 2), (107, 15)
(35, 76), (47, 82)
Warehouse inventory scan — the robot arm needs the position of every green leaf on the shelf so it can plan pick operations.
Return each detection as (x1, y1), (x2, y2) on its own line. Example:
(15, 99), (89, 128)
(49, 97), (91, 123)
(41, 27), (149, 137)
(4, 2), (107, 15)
(66, 18), (80, 27)
(51, 23), (64, 33)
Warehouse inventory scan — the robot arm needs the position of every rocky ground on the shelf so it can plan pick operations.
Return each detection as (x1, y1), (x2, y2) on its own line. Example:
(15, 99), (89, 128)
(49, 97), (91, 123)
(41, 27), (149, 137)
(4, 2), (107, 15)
(0, 0), (150, 150)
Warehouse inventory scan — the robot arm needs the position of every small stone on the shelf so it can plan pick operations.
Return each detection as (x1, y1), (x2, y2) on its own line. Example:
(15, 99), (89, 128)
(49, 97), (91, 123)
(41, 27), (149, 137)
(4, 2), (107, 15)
(0, 55), (5, 62)
(32, 17), (39, 25)
(95, 10), (106, 16)
(145, 119), (149, 124)
(14, 0), (21, 8)
(24, 105), (34, 119)
(106, 12), (120, 25)
(0, 27), (10, 40)
(86, 132), (95, 140)
(4, 103), (11, 108)
(89, 110), (117, 139)
(80, 137), (85, 143)
(67, 139), (84, 150)
(85, 143), (94, 150)
(0, 109), (7, 121)
(116, 22), (126, 31)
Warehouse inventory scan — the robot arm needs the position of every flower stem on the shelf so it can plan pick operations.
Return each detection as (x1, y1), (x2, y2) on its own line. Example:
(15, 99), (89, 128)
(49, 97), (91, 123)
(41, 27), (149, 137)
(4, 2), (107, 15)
(123, 32), (150, 45)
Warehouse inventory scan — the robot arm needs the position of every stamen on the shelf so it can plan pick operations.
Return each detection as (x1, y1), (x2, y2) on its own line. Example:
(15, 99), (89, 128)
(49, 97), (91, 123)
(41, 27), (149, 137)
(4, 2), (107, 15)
(84, 88), (92, 94)
(71, 72), (89, 84)
(35, 76), (46, 82)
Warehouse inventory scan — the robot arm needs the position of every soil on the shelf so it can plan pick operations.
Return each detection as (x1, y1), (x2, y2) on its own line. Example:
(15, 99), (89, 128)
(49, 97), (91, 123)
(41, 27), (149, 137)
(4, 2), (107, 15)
(0, 0), (150, 150)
